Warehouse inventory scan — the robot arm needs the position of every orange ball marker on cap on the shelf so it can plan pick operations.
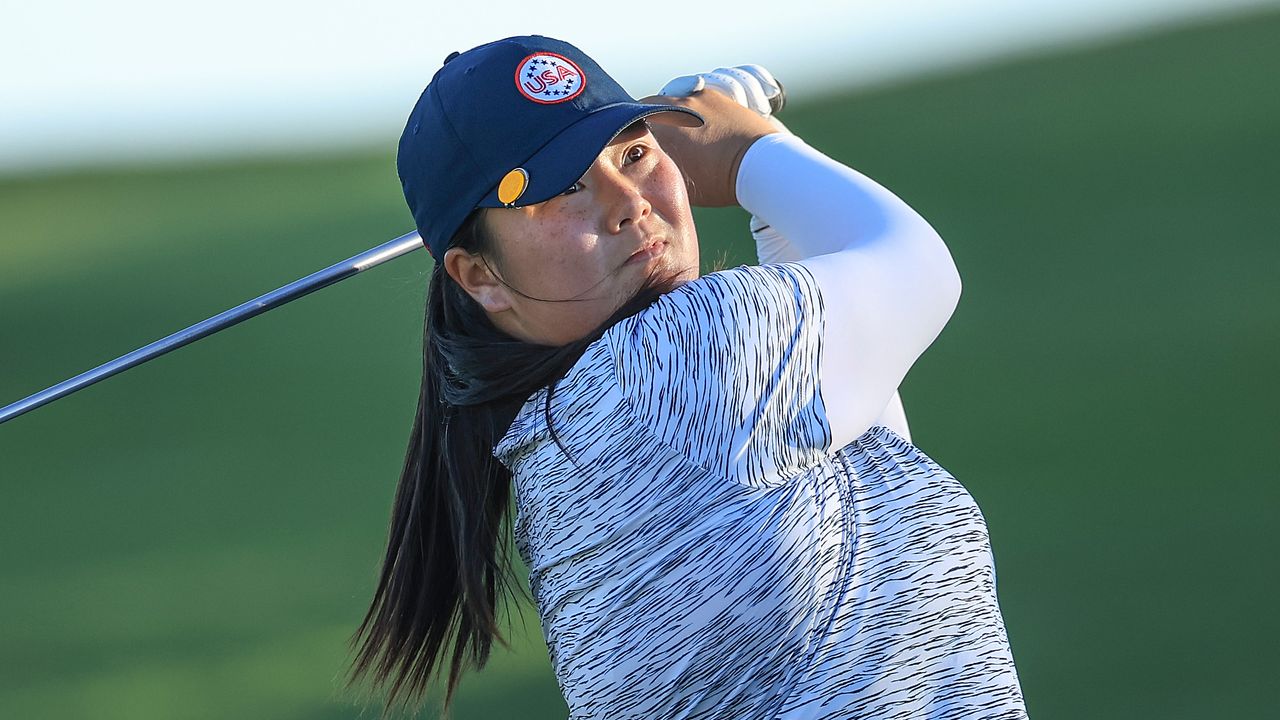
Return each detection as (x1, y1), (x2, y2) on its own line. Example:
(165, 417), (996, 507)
(497, 168), (529, 206)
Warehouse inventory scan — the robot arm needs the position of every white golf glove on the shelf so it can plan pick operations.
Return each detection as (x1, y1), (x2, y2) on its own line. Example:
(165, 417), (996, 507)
(660, 64), (786, 118)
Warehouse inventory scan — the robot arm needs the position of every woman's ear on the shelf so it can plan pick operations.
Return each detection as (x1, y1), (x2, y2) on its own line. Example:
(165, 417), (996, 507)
(443, 247), (513, 313)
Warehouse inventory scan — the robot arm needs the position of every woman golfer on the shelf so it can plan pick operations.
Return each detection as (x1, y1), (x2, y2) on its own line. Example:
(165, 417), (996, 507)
(352, 35), (1027, 719)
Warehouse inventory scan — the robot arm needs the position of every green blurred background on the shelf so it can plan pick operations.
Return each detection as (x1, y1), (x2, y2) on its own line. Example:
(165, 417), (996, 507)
(2, 9), (1277, 719)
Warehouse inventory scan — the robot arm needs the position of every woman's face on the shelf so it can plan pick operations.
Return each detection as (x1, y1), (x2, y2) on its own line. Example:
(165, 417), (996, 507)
(458, 122), (699, 346)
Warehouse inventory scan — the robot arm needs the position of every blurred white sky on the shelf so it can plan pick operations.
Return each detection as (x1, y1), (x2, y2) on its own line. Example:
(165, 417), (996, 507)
(1, 0), (1273, 173)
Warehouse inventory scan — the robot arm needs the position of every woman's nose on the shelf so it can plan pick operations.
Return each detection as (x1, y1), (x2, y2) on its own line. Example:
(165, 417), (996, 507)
(602, 173), (651, 234)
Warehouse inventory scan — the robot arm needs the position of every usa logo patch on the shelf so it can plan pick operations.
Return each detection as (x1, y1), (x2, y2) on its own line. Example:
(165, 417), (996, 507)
(515, 52), (585, 104)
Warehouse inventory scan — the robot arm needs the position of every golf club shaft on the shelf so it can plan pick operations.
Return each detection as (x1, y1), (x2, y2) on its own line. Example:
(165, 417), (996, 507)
(0, 231), (424, 425)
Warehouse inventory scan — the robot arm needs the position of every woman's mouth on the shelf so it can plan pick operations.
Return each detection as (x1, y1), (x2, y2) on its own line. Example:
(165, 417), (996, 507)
(627, 239), (666, 265)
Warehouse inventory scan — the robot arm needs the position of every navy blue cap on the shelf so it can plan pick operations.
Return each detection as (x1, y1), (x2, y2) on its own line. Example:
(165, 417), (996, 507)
(397, 36), (703, 259)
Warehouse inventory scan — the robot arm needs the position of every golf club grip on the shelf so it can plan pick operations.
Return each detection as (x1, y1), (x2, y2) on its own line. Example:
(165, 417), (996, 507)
(769, 78), (786, 115)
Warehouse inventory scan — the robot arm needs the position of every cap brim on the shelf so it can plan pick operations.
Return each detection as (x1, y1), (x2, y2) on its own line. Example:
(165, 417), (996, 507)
(476, 102), (703, 209)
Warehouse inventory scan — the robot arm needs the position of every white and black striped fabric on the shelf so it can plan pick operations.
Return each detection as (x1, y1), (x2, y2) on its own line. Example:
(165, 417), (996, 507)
(495, 263), (1027, 719)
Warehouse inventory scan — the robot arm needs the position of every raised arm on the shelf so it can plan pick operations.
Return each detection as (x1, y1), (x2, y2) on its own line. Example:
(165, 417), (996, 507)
(750, 202), (914, 443)
(650, 89), (958, 451)
(737, 133), (959, 448)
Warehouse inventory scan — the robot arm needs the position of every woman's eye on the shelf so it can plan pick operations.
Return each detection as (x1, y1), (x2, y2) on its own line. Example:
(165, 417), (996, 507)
(625, 145), (647, 164)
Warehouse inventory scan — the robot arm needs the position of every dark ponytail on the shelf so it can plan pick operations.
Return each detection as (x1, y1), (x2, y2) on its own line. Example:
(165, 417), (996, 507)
(350, 212), (674, 712)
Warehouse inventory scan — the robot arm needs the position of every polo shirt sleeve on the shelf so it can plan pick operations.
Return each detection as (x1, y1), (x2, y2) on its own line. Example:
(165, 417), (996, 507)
(609, 263), (830, 489)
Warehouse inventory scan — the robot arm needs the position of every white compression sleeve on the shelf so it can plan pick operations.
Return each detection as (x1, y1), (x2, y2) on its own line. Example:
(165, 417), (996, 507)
(736, 134), (960, 450)
(751, 209), (913, 442)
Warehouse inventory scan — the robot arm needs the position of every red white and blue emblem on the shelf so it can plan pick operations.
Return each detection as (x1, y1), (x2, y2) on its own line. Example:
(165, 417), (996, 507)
(515, 52), (585, 104)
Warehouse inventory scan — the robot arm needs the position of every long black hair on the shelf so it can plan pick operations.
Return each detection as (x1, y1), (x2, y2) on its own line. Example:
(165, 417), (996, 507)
(349, 210), (675, 712)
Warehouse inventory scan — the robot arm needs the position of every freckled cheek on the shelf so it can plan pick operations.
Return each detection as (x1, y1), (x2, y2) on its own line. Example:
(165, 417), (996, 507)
(523, 216), (601, 286)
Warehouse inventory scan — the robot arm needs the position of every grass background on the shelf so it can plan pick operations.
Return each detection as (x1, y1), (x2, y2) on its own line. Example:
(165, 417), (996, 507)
(2, 8), (1277, 718)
